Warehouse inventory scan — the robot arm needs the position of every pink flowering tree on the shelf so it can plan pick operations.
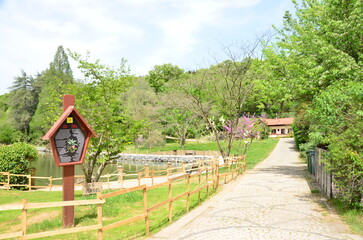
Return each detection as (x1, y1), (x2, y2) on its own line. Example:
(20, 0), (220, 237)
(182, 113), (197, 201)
(223, 114), (268, 156)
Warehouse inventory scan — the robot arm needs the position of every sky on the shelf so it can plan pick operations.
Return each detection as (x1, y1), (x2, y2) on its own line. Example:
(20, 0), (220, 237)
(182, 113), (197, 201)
(0, 0), (295, 95)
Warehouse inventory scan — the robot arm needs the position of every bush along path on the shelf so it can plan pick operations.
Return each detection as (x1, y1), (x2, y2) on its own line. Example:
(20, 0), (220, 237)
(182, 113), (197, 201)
(149, 138), (363, 240)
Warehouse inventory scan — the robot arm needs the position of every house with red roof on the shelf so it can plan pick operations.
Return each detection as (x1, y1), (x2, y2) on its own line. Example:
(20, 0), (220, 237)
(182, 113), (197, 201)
(262, 118), (294, 137)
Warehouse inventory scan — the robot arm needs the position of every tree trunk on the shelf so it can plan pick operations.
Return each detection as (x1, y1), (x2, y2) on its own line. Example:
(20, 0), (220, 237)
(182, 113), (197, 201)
(180, 136), (186, 148)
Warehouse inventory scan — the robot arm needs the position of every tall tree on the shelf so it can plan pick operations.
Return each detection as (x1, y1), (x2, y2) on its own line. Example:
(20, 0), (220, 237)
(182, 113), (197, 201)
(275, 0), (362, 102)
(171, 40), (264, 157)
(159, 91), (198, 148)
(69, 51), (136, 183)
(271, 0), (363, 205)
(8, 70), (38, 140)
(30, 46), (74, 141)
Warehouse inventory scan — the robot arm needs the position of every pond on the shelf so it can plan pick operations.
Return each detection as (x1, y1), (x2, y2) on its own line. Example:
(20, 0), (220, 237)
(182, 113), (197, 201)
(33, 153), (177, 186)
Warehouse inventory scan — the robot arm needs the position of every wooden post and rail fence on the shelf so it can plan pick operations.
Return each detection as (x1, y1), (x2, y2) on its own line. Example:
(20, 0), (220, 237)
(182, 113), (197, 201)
(0, 157), (238, 191)
(0, 156), (245, 240)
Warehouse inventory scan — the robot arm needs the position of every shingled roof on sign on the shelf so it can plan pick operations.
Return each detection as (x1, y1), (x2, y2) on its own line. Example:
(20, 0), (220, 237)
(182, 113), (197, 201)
(42, 106), (96, 140)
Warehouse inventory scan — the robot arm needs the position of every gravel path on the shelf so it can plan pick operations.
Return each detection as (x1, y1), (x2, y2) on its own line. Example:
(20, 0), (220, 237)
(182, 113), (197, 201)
(148, 138), (362, 240)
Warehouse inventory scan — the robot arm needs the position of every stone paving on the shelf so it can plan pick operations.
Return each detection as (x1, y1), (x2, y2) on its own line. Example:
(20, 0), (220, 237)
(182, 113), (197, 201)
(148, 138), (363, 240)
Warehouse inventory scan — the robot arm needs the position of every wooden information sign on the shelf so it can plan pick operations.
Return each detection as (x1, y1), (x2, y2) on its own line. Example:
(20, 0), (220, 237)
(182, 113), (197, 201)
(42, 95), (96, 228)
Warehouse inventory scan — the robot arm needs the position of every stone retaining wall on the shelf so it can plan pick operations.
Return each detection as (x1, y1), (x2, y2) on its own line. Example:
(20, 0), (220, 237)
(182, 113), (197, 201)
(117, 153), (215, 163)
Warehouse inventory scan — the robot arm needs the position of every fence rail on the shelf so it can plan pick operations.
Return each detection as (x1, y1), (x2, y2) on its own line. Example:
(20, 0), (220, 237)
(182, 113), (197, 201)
(0, 157), (233, 191)
(0, 156), (246, 240)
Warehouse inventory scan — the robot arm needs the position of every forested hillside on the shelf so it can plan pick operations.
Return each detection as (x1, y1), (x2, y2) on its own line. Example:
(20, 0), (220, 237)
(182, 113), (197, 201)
(0, 0), (361, 205)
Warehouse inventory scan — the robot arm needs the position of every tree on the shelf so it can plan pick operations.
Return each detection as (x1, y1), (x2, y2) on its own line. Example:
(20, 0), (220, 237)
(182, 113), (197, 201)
(0, 143), (38, 187)
(122, 77), (158, 121)
(171, 40), (264, 157)
(271, 0), (363, 205)
(0, 93), (22, 144)
(30, 46), (74, 141)
(69, 51), (136, 183)
(307, 81), (363, 205)
(145, 63), (185, 93)
(159, 92), (198, 148)
(275, 0), (362, 102)
(249, 49), (296, 115)
(8, 70), (39, 140)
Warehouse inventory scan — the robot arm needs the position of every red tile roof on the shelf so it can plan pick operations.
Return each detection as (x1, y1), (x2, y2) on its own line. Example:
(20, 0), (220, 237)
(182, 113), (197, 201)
(262, 118), (294, 126)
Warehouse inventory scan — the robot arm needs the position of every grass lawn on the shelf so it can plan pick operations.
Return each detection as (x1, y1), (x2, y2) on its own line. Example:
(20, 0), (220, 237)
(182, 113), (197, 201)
(126, 138), (278, 156)
(330, 199), (363, 235)
(0, 177), (214, 239)
(0, 138), (279, 239)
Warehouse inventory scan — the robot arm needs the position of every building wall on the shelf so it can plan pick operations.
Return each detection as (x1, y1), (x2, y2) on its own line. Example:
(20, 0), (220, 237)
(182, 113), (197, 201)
(270, 125), (293, 136)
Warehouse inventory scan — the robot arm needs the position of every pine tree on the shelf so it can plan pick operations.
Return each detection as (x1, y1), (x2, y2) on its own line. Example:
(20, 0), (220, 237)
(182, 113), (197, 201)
(8, 70), (39, 140)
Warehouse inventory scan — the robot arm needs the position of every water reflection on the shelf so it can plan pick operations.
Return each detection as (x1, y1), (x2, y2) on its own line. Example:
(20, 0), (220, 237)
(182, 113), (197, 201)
(34, 153), (179, 185)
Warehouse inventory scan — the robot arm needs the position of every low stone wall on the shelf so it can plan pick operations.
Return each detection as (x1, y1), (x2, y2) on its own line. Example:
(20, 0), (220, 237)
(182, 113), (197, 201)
(123, 150), (220, 157)
(117, 153), (215, 163)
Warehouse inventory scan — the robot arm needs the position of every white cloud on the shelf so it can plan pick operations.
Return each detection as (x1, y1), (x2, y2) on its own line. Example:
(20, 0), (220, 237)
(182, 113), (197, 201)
(139, 0), (261, 72)
(0, 0), (289, 94)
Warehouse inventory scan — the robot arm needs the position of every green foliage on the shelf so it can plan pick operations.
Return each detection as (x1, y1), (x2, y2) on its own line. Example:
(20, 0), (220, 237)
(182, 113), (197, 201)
(270, 0), (363, 206)
(307, 82), (363, 206)
(122, 77), (158, 121)
(141, 129), (165, 149)
(0, 143), (38, 187)
(29, 46), (74, 141)
(291, 108), (310, 151)
(170, 43), (266, 157)
(0, 124), (21, 144)
(159, 91), (202, 148)
(0, 142), (38, 173)
(145, 63), (185, 93)
(68, 50), (137, 182)
(255, 47), (296, 115)
(8, 70), (39, 140)
(275, 0), (362, 102)
(0, 94), (21, 144)
(331, 198), (363, 235)
(0, 93), (9, 113)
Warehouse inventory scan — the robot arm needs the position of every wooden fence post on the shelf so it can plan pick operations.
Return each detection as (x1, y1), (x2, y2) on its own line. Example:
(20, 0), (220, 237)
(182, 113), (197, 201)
(145, 164), (150, 178)
(97, 192), (103, 240)
(186, 174), (191, 212)
(181, 161), (185, 174)
(117, 166), (123, 186)
(22, 199), (27, 237)
(231, 160), (235, 180)
(215, 164), (219, 190)
(27, 175), (31, 191)
(107, 173), (110, 190)
(143, 187), (150, 236)
(30, 168), (36, 187)
(152, 170), (155, 186)
(7, 172), (10, 190)
(206, 167), (209, 196)
(49, 176), (53, 191)
(198, 173), (201, 204)
(167, 162), (172, 177)
(168, 181), (173, 223)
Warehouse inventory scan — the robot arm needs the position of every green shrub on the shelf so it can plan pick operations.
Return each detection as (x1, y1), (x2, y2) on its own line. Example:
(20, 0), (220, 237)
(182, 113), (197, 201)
(0, 125), (21, 144)
(142, 130), (165, 149)
(0, 143), (38, 187)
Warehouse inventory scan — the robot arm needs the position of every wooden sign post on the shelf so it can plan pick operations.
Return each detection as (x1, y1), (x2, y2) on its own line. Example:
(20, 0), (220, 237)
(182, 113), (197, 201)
(42, 95), (96, 228)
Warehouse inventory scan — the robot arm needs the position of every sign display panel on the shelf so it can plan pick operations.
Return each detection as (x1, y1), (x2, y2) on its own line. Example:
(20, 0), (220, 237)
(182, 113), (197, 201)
(54, 115), (85, 163)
